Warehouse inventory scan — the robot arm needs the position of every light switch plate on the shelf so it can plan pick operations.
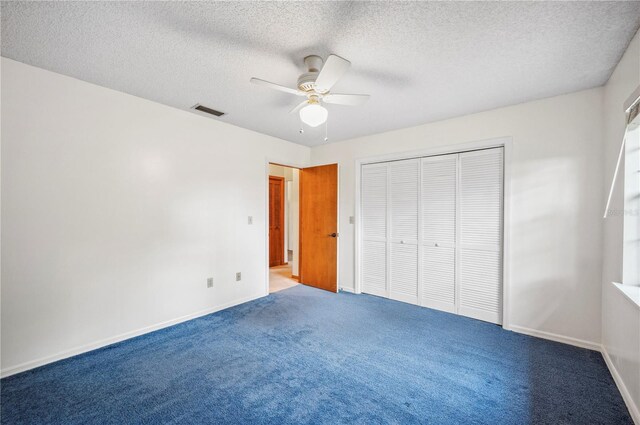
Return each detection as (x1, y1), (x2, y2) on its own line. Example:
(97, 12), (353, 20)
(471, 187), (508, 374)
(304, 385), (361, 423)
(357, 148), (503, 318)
(236, 272), (241, 281)
(207, 277), (214, 288)
(349, 216), (355, 224)
(248, 216), (253, 225)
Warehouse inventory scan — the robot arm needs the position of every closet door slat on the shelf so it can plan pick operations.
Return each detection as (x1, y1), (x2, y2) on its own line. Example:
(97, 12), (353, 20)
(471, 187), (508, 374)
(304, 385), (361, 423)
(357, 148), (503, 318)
(389, 159), (419, 303)
(458, 148), (503, 324)
(421, 154), (457, 312)
(359, 147), (503, 326)
(361, 164), (388, 296)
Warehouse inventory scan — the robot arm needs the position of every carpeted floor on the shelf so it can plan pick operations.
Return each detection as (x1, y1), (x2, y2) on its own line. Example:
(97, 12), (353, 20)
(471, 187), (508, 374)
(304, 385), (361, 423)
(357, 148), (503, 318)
(0, 285), (633, 424)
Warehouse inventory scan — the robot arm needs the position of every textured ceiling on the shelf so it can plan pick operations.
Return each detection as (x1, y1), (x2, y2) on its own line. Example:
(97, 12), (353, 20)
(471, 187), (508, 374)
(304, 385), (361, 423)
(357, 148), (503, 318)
(2, 1), (640, 146)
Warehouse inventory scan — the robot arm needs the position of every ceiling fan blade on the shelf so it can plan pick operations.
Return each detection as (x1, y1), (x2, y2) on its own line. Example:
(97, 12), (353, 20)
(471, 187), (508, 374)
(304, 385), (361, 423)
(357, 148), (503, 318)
(314, 55), (351, 92)
(250, 78), (304, 96)
(289, 100), (308, 114)
(323, 93), (370, 106)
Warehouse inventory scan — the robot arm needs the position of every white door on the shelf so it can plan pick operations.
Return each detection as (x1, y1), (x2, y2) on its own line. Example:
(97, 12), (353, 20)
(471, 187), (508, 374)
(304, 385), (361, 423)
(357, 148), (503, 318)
(359, 147), (503, 325)
(361, 163), (388, 298)
(458, 148), (503, 324)
(421, 154), (457, 313)
(388, 159), (419, 304)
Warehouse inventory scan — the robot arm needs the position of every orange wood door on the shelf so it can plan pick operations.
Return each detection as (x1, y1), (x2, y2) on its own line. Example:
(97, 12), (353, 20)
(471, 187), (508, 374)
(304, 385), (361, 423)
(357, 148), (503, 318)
(269, 176), (285, 267)
(299, 164), (338, 292)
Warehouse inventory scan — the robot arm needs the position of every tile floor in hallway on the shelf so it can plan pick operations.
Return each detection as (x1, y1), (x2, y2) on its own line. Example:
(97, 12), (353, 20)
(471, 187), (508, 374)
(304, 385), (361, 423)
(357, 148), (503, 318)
(269, 264), (299, 293)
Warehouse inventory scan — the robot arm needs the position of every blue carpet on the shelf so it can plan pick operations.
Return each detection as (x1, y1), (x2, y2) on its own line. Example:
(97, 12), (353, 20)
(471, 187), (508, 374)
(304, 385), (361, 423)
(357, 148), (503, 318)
(0, 285), (633, 424)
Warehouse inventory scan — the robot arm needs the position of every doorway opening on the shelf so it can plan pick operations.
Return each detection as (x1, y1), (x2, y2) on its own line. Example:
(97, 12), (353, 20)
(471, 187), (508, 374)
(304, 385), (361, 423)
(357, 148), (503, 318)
(267, 162), (339, 294)
(268, 164), (300, 293)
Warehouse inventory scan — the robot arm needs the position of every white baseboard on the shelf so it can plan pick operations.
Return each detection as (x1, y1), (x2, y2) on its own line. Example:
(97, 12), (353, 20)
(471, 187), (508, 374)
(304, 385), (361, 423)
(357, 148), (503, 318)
(1, 293), (266, 379)
(509, 324), (601, 351)
(339, 286), (355, 293)
(602, 345), (640, 425)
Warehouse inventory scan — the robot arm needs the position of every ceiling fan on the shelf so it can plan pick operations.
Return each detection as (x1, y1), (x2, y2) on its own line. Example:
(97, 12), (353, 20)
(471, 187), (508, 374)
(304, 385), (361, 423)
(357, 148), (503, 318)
(250, 54), (369, 129)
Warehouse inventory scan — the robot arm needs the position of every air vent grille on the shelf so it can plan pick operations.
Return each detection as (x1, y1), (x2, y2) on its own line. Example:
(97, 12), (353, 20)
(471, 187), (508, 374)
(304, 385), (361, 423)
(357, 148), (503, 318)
(192, 104), (225, 117)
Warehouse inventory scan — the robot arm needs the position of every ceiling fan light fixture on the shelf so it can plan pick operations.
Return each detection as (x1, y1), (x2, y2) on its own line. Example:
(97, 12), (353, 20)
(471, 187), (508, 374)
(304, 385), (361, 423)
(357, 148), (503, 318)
(299, 104), (328, 127)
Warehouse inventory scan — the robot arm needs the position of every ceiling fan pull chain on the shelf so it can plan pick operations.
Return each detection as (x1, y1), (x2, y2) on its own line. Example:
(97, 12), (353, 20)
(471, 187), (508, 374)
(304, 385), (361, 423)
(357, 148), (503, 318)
(324, 120), (328, 142)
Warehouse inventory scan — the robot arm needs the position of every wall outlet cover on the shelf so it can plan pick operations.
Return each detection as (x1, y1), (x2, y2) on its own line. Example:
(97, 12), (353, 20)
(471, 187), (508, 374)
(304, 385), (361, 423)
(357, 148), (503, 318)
(207, 277), (214, 288)
(248, 216), (253, 225)
(349, 216), (355, 224)
(236, 272), (241, 281)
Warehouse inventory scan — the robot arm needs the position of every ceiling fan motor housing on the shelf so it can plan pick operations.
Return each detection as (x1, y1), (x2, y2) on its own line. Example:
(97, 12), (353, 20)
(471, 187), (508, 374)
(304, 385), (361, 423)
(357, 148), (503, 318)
(297, 72), (319, 92)
(298, 55), (325, 93)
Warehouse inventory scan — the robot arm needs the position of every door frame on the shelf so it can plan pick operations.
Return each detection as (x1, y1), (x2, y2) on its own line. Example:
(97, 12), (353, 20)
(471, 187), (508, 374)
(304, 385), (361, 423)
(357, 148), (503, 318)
(354, 136), (512, 330)
(268, 175), (286, 267)
(263, 159), (340, 296)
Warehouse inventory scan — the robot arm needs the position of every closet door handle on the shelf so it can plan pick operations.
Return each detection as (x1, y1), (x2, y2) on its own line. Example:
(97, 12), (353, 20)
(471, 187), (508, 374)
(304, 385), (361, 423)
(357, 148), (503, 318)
(329, 233), (338, 238)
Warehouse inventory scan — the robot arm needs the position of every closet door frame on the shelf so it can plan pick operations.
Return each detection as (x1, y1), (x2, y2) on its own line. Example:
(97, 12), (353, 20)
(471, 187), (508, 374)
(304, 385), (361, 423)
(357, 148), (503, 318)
(355, 137), (512, 330)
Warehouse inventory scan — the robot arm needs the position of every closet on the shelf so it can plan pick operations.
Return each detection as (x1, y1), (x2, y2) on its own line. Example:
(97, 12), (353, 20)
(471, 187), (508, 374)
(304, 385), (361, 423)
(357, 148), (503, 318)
(360, 147), (503, 324)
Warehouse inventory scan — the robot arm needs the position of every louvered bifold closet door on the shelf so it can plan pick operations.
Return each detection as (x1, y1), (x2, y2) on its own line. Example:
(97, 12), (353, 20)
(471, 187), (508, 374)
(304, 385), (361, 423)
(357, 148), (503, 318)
(389, 159), (419, 304)
(458, 148), (503, 324)
(361, 163), (388, 297)
(421, 154), (457, 313)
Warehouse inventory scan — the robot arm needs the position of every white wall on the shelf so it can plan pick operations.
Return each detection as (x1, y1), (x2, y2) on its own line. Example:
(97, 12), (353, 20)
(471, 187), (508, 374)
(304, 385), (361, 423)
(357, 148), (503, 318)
(601, 29), (640, 423)
(2, 40), (636, 402)
(311, 87), (605, 347)
(0, 58), (310, 376)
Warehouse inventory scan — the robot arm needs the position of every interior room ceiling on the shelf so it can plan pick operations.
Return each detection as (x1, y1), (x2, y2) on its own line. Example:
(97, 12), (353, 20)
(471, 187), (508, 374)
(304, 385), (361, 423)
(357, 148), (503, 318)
(2, 2), (639, 147)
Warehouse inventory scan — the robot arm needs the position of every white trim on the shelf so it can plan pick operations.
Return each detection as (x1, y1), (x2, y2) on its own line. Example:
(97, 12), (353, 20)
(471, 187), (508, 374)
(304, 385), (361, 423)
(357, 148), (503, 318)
(264, 159), (271, 296)
(1, 293), (266, 378)
(509, 324), (601, 351)
(339, 286), (355, 293)
(354, 136), (512, 330)
(612, 282), (640, 309)
(602, 344), (640, 425)
(355, 136), (511, 166)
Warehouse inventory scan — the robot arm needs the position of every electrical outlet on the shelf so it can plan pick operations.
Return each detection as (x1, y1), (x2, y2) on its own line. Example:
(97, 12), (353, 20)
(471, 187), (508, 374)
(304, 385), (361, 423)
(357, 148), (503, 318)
(349, 216), (355, 224)
(248, 216), (253, 225)
(236, 272), (241, 282)
(207, 277), (214, 288)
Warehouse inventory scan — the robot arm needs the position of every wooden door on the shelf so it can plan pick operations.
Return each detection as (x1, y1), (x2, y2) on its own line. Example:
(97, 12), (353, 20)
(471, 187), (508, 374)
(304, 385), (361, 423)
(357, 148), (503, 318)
(269, 176), (285, 267)
(299, 164), (338, 292)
